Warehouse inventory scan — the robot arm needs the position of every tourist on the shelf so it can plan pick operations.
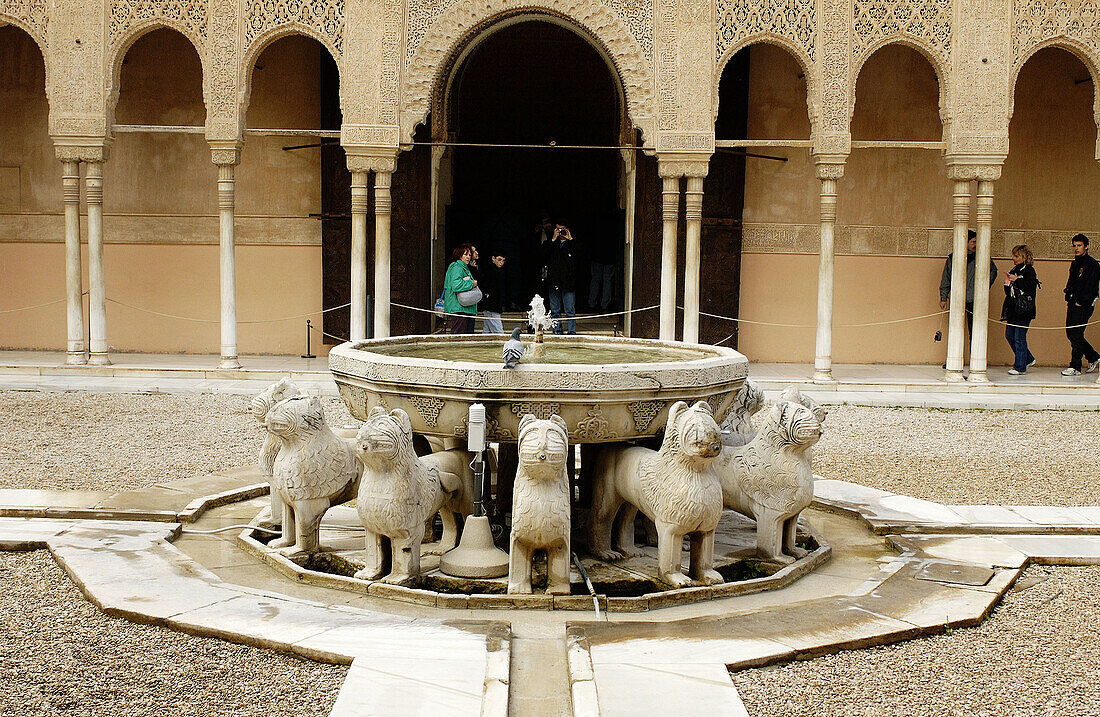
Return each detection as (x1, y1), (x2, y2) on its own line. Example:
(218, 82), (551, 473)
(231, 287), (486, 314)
(1061, 233), (1100, 375)
(939, 229), (998, 365)
(480, 250), (507, 334)
(1002, 244), (1039, 375)
(547, 224), (578, 335)
(443, 243), (478, 334)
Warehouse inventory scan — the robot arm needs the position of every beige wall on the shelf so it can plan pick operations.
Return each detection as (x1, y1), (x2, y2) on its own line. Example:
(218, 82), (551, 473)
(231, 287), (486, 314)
(739, 254), (1076, 366)
(733, 43), (1097, 364)
(0, 28), (328, 355)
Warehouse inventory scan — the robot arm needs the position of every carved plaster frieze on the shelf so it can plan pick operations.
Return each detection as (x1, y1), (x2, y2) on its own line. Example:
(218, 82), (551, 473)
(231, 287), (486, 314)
(204, 0), (241, 139)
(1013, 0), (1100, 76)
(244, 0), (345, 58)
(0, 0), (48, 44)
(401, 0), (655, 145)
(716, 0), (816, 64)
(109, 0), (209, 51)
(851, 0), (951, 71)
(815, 0), (851, 138)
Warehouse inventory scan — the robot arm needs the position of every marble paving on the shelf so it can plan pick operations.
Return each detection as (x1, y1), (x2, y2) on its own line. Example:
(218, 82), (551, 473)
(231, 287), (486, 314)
(3, 470), (1100, 716)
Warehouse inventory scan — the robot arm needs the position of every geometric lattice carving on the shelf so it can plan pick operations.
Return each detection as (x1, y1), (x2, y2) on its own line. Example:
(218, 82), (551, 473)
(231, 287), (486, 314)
(0, 0), (50, 42)
(716, 0), (817, 63)
(405, 0), (653, 61)
(110, 0), (208, 48)
(510, 402), (563, 420)
(1013, 0), (1100, 69)
(628, 400), (664, 432)
(852, 0), (952, 68)
(409, 395), (445, 427)
(245, 0), (345, 55)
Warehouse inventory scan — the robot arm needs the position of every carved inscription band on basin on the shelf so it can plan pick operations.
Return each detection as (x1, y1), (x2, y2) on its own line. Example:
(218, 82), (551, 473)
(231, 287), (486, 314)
(329, 335), (748, 442)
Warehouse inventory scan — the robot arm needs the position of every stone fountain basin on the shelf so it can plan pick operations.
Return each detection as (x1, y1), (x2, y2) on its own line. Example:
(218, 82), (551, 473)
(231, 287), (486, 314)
(329, 334), (748, 442)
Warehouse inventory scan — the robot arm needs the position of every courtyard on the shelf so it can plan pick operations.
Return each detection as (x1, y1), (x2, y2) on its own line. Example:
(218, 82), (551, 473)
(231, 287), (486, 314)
(3, 388), (1098, 716)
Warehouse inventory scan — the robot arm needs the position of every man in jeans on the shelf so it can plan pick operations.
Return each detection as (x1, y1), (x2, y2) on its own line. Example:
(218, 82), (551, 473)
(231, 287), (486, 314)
(547, 224), (578, 335)
(1061, 233), (1100, 376)
(939, 229), (997, 368)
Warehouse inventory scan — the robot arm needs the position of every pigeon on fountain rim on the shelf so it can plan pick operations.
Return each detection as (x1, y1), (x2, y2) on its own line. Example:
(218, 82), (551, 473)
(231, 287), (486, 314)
(502, 327), (524, 369)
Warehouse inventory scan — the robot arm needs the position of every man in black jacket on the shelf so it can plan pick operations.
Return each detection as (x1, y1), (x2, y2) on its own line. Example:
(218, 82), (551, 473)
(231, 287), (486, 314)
(1061, 233), (1100, 376)
(547, 224), (578, 335)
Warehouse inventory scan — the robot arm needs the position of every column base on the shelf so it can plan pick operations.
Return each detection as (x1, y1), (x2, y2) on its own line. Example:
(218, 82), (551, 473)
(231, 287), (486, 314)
(944, 369), (966, 383)
(967, 371), (989, 383)
(65, 351), (88, 366)
(812, 369), (835, 383)
(218, 356), (242, 370)
(88, 352), (111, 366)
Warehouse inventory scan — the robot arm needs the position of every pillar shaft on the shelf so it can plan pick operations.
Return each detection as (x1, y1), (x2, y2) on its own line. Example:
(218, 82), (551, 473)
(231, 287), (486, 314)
(85, 161), (109, 365)
(659, 176), (680, 341)
(350, 170), (369, 341)
(813, 166), (842, 382)
(374, 171), (392, 339)
(682, 176), (704, 344)
(62, 160), (86, 364)
(216, 159), (240, 369)
(945, 179), (971, 381)
(969, 180), (995, 381)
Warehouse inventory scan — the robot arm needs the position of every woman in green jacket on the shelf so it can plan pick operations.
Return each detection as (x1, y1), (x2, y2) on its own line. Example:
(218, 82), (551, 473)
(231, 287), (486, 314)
(444, 243), (478, 334)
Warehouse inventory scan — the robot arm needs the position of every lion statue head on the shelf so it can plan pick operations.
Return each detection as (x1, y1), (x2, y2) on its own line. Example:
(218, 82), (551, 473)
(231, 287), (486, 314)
(779, 386), (827, 424)
(356, 406), (415, 471)
(251, 378), (302, 423)
(663, 400), (723, 463)
(517, 414), (569, 481)
(766, 400), (822, 451)
(265, 394), (325, 439)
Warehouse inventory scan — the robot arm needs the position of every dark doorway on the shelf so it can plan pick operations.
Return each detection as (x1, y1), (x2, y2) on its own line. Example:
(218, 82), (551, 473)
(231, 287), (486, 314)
(319, 46), (352, 343)
(445, 21), (625, 315)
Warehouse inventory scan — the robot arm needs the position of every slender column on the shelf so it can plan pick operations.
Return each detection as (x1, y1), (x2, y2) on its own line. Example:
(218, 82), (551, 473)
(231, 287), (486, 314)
(373, 171), (392, 339)
(682, 175), (705, 344)
(813, 163), (843, 382)
(429, 146), (446, 305)
(213, 149), (241, 369)
(969, 178), (996, 382)
(621, 149), (637, 338)
(945, 177), (971, 381)
(62, 159), (86, 364)
(349, 169), (369, 341)
(85, 161), (110, 366)
(659, 173), (680, 341)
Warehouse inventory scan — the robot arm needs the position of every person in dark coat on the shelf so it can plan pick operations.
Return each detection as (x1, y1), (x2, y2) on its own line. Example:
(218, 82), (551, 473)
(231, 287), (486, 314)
(1001, 244), (1039, 375)
(547, 224), (578, 335)
(1061, 233), (1100, 375)
(480, 250), (507, 334)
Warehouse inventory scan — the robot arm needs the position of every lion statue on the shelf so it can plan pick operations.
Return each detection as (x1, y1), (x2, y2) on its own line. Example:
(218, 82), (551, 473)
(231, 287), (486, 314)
(589, 400), (725, 588)
(712, 400), (822, 564)
(779, 386), (827, 424)
(251, 378), (302, 525)
(354, 406), (475, 585)
(508, 414), (571, 595)
(720, 379), (766, 446)
(266, 394), (359, 557)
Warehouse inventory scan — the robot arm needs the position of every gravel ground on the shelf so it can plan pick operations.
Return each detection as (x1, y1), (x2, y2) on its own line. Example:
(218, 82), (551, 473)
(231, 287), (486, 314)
(0, 392), (353, 492)
(732, 564), (1100, 717)
(809, 405), (1100, 506)
(0, 550), (348, 717)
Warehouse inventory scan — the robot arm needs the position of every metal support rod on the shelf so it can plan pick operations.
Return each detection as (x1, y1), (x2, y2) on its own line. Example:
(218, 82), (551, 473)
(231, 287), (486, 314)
(302, 320), (316, 359)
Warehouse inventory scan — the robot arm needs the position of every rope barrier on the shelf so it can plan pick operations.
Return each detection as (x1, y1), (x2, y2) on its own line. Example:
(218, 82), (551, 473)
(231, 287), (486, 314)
(0, 297), (67, 314)
(390, 301), (659, 322)
(694, 306), (1100, 331)
(105, 298), (352, 324)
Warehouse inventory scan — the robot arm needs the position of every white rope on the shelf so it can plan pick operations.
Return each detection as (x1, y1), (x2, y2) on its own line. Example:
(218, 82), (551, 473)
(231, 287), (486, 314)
(106, 298), (352, 324)
(0, 297), (67, 314)
(390, 301), (658, 322)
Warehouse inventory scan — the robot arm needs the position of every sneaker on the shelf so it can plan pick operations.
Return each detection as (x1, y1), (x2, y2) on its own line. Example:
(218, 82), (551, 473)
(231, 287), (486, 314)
(1007, 368), (1024, 375)
(1062, 367), (1082, 376)
(1027, 358), (1037, 368)
(1088, 360), (1100, 374)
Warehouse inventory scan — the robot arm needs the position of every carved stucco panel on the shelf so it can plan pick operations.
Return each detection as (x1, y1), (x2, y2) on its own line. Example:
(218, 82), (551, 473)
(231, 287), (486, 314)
(243, 0), (345, 58)
(815, 0), (852, 153)
(401, 0), (655, 144)
(715, 0), (816, 64)
(405, 0), (654, 61)
(948, 0), (1011, 155)
(0, 0), (49, 44)
(851, 0), (951, 69)
(205, 0), (240, 140)
(109, 0), (209, 51)
(1013, 0), (1100, 72)
(51, 0), (109, 137)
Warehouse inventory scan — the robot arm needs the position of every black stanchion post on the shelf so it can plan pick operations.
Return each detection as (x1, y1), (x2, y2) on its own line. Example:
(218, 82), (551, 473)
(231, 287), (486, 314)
(301, 319), (316, 359)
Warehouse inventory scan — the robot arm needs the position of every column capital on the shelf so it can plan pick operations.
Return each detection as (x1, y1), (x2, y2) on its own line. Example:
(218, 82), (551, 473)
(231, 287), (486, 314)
(657, 154), (711, 179)
(209, 141), (242, 167)
(53, 139), (110, 163)
(814, 160), (846, 180)
(346, 151), (398, 174)
(945, 158), (1004, 182)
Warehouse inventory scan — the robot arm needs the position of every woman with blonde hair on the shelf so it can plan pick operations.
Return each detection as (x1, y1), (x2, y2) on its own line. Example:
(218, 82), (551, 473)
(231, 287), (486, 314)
(1002, 244), (1040, 374)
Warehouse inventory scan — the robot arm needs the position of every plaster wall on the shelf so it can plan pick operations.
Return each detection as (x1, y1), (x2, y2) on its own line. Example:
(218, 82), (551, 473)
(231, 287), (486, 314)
(0, 241), (323, 354)
(738, 253), (1077, 366)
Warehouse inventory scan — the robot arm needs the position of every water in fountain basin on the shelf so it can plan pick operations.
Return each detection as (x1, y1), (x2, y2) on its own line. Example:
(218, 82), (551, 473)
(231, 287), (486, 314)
(365, 342), (711, 365)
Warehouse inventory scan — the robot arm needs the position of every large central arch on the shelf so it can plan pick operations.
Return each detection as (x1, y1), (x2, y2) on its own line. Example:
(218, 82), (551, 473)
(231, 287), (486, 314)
(400, 0), (654, 145)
